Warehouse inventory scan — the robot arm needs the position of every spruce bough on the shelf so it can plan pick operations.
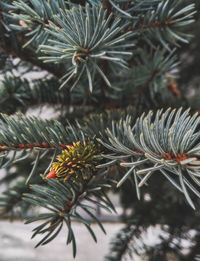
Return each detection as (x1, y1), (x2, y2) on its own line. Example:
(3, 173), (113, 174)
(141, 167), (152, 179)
(0, 0), (199, 259)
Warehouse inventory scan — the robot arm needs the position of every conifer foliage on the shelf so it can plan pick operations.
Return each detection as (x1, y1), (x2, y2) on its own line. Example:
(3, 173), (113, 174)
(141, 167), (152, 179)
(0, 0), (199, 259)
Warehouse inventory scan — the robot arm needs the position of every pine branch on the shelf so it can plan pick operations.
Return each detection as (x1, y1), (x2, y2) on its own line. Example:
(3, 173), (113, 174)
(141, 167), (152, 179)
(39, 4), (133, 91)
(112, 48), (178, 98)
(0, 1), (199, 259)
(23, 171), (114, 257)
(99, 108), (200, 209)
(0, 113), (92, 184)
(7, 1), (133, 90)
(10, 0), (67, 47)
(123, 0), (196, 49)
(0, 1), (64, 77)
(5, 0), (195, 94)
(0, 113), (77, 152)
(0, 30), (63, 78)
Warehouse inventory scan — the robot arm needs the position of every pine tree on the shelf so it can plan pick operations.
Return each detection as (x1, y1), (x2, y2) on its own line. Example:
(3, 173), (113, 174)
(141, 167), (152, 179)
(0, 0), (200, 260)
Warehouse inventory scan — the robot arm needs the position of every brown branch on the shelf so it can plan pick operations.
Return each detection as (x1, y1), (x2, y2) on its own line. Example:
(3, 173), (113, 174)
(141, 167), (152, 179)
(135, 69), (159, 97)
(0, 19), (63, 78)
(61, 173), (96, 215)
(166, 72), (180, 98)
(0, 142), (63, 152)
(0, 41), (63, 78)
(123, 19), (172, 33)
(0, 4), (64, 78)
(103, 0), (112, 15)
